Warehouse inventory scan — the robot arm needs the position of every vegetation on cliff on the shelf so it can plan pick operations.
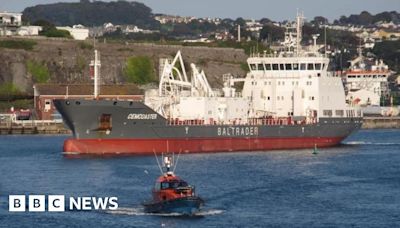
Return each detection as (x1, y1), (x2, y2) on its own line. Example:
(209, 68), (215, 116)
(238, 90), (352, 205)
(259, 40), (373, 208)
(0, 40), (37, 51)
(123, 56), (155, 84)
(0, 83), (22, 98)
(27, 60), (50, 83)
(23, 0), (159, 29)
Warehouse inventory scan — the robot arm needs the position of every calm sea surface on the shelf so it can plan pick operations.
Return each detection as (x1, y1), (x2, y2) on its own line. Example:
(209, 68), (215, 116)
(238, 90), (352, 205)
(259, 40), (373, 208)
(0, 129), (399, 227)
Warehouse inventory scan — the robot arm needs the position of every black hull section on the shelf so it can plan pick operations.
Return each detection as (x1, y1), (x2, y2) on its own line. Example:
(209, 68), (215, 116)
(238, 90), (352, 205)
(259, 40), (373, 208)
(143, 196), (204, 215)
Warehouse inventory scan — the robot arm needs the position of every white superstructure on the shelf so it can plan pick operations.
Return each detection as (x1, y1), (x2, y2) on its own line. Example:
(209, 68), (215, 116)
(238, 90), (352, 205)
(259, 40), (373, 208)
(145, 14), (361, 125)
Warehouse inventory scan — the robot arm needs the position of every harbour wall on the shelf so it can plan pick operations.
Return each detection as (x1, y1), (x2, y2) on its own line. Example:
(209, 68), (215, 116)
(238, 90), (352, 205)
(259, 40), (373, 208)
(362, 117), (400, 129)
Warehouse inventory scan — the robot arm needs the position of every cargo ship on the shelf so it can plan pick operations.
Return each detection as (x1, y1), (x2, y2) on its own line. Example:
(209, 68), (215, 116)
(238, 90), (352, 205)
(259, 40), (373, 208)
(54, 14), (363, 156)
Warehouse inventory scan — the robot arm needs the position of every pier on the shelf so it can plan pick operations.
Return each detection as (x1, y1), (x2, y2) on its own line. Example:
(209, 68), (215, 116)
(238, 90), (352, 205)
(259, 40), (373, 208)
(362, 117), (400, 129)
(0, 120), (70, 135)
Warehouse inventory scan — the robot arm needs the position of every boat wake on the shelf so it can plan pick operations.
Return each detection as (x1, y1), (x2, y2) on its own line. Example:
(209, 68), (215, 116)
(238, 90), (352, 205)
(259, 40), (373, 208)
(106, 207), (223, 217)
(344, 141), (400, 146)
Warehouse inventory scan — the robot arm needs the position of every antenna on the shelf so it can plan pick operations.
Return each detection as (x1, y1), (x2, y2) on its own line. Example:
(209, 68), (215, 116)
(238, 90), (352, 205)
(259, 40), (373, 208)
(172, 150), (182, 173)
(153, 150), (164, 174)
(324, 26), (327, 56)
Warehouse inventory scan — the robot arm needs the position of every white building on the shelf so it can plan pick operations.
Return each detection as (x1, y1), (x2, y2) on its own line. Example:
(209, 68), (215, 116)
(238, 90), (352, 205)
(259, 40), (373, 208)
(17, 26), (42, 36)
(0, 12), (22, 36)
(0, 12), (22, 26)
(344, 51), (391, 106)
(56, 25), (89, 40)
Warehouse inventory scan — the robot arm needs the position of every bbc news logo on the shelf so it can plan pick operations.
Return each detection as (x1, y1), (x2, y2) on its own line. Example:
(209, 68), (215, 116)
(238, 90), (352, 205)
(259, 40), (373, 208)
(9, 195), (118, 212)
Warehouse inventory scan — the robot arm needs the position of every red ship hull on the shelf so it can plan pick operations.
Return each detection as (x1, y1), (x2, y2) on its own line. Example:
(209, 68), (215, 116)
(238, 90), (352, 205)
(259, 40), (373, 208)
(63, 136), (345, 157)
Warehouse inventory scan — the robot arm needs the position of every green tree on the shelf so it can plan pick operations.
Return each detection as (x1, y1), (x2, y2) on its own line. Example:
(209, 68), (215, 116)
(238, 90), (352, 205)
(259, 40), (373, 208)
(123, 56), (155, 84)
(259, 24), (285, 42)
(373, 40), (400, 72)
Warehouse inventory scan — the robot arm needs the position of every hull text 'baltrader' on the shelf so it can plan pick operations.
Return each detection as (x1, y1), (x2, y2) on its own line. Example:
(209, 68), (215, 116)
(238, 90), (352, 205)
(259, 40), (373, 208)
(54, 14), (363, 156)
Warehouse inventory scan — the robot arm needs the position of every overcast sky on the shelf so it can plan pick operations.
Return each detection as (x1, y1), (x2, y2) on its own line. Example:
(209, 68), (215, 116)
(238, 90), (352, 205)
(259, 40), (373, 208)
(0, 0), (399, 22)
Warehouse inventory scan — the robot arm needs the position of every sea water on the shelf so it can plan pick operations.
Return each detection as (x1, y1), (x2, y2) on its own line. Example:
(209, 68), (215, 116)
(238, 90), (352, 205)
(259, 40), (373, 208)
(0, 129), (399, 227)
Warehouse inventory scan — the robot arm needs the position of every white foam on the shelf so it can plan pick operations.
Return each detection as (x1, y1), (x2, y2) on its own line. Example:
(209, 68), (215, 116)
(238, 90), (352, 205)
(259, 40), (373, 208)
(106, 207), (224, 217)
(344, 141), (400, 145)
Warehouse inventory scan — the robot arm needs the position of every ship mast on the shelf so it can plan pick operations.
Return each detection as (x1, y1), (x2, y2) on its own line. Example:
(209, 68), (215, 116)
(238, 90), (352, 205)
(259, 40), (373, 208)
(295, 12), (304, 56)
(90, 50), (101, 99)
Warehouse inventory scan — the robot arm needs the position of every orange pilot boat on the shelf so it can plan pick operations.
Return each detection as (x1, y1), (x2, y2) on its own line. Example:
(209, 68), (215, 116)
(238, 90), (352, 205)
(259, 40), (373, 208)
(142, 155), (204, 215)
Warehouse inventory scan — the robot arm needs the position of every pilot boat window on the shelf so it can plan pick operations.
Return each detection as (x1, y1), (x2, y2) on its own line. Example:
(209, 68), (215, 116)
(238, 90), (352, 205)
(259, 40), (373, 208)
(99, 114), (112, 130)
(161, 182), (169, 189)
(272, 64), (279, 70)
(154, 182), (161, 190)
(160, 181), (188, 189)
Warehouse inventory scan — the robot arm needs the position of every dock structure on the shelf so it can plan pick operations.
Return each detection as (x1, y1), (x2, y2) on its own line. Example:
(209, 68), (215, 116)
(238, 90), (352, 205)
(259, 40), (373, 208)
(0, 118), (70, 135)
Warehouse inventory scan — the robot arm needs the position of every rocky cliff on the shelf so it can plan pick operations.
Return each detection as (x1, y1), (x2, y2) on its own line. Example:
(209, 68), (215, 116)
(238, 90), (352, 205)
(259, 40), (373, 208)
(0, 37), (248, 94)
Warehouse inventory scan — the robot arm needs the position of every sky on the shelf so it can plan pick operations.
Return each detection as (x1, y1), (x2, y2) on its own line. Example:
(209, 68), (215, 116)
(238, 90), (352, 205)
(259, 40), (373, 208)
(0, 0), (399, 22)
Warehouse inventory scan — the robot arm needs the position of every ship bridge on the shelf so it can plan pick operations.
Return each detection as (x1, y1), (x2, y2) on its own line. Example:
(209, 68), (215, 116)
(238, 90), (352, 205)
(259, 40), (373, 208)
(247, 54), (329, 76)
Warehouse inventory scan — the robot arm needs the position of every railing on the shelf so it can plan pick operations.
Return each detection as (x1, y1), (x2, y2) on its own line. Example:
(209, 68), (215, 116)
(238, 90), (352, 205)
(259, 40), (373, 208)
(0, 119), (63, 128)
(13, 119), (63, 127)
(166, 117), (318, 126)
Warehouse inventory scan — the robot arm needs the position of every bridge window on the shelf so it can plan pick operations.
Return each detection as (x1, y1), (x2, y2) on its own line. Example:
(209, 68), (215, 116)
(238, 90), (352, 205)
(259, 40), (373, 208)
(279, 64), (285, 70)
(307, 63), (314, 70)
(272, 64), (279, 70)
(323, 110), (333, 117)
(250, 64), (256, 70)
(258, 64), (264, 71)
(285, 64), (292, 70)
(293, 63), (299, 70)
(315, 63), (322, 70)
(335, 110), (344, 117)
(300, 63), (306, 70)
(265, 64), (271, 70)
